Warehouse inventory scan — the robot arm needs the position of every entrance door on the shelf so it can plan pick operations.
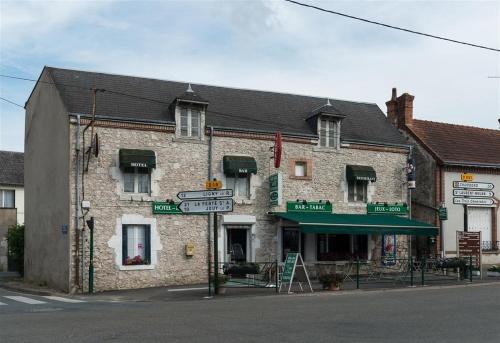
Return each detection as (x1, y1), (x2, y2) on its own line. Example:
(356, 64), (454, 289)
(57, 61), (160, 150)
(226, 228), (248, 263)
(282, 229), (304, 261)
(468, 207), (492, 243)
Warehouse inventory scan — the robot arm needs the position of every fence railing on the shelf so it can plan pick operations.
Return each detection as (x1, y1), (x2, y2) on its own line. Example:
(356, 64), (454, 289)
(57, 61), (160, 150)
(482, 241), (499, 251)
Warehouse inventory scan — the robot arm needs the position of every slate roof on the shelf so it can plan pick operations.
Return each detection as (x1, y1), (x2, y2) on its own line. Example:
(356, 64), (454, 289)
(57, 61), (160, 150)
(41, 67), (407, 146)
(409, 120), (500, 167)
(0, 151), (24, 186)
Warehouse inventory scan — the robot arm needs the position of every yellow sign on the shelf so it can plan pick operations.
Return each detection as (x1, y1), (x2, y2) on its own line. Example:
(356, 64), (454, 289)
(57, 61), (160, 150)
(461, 173), (474, 182)
(205, 180), (222, 190)
(185, 243), (195, 257)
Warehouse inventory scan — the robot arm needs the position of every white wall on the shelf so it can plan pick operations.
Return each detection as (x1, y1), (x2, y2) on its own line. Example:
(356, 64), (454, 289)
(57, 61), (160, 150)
(442, 171), (499, 254)
(0, 186), (24, 224)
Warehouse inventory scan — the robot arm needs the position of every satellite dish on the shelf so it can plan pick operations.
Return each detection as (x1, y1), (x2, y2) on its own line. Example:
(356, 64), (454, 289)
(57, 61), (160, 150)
(92, 133), (99, 158)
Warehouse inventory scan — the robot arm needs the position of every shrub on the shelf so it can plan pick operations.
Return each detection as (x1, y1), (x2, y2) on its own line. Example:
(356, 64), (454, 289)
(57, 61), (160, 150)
(318, 273), (344, 289)
(6, 224), (24, 275)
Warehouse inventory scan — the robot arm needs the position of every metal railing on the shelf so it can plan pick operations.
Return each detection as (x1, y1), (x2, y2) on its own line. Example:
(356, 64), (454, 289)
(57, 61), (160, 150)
(482, 241), (499, 251)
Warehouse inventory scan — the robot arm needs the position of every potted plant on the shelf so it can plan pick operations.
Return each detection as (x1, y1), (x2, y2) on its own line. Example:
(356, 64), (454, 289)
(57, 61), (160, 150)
(318, 273), (344, 291)
(487, 265), (500, 277)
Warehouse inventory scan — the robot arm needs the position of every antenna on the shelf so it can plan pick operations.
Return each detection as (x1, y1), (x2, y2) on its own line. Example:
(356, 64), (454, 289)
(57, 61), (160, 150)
(186, 83), (194, 93)
(326, 98), (332, 106)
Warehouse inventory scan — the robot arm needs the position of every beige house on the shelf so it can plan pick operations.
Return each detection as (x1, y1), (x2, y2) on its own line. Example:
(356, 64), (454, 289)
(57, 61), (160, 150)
(24, 67), (436, 292)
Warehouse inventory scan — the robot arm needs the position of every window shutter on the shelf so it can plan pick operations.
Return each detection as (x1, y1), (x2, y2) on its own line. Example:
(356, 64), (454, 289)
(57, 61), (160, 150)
(122, 226), (128, 264)
(145, 225), (151, 264)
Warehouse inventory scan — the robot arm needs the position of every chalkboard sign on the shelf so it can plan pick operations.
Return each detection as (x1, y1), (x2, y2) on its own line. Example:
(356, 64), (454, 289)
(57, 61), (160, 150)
(282, 253), (298, 283)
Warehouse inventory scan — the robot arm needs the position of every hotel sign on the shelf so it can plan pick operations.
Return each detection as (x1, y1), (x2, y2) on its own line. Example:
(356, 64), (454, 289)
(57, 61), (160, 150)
(153, 202), (182, 214)
(367, 203), (408, 215)
(269, 173), (283, 206)
(286, 201), (332, 213)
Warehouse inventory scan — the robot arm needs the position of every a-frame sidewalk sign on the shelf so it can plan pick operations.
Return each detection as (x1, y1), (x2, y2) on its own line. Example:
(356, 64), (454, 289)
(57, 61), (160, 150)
(279, 252), (313, 294)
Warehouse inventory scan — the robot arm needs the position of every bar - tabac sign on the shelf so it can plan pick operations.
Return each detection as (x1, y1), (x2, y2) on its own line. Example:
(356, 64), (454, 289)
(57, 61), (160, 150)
(286, 201), (332, 213)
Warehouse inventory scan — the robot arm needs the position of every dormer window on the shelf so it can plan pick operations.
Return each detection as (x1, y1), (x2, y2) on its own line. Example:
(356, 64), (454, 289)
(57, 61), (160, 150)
(319, 118), (340, 148)
(180, 107), (201, 138)
(174, 83), (209, 139)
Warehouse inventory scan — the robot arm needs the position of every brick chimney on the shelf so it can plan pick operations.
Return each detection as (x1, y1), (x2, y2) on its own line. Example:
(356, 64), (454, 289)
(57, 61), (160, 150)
(386, 88), (415, 129)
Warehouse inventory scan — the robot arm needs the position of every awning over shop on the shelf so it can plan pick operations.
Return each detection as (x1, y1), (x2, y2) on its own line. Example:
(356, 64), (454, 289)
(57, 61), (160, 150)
(223, 156), (257, 174)
(346, 165), (376, 182)
(119, 149), (156, 169)
(273, 212), (437, 236)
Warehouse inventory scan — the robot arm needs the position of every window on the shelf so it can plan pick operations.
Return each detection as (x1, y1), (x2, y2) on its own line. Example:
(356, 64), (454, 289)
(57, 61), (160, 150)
(348, 179), (368, 202)
(122, 225), (151, 265)
(319, 118), (339, 148)
(123, 167), (151, 194)
(294, 162), (307, 177)
(180, 107), (201, 138)
(0, 189), (15, 208)
(317, 234), (351, 261)
(227, 174), (250, 198)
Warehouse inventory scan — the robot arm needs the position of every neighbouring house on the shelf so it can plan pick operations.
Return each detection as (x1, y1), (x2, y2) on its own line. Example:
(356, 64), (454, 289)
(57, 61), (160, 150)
(0, 150), (24, 271)
(24, 67), (436, 293)
(386, 88), (500, 264)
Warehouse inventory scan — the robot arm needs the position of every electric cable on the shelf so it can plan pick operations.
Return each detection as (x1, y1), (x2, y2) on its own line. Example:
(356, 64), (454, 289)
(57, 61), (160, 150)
(284, 0), (500, 52)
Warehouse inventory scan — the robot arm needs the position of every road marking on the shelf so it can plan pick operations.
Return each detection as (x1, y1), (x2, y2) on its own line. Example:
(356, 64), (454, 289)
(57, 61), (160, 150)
(0, 301), (6, 305)
(168, 287), (207, 292)
(42, 296), (85, 303)
(3, 296), (47, 305)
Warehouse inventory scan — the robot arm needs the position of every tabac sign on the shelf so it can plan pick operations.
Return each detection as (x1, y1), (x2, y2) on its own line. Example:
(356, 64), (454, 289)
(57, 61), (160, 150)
(286, 201), (332, 213)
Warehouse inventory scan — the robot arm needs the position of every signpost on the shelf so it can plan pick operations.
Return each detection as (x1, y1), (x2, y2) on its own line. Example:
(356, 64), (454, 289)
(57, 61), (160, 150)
(457, 231), (482, 278)
(453, 198), (494, 205)
(453, 189), (494, 197)
(453, 181), (494, 190)
(178, 199), (233, 214)
(286, 201), (332, 213)
(269, 173), (283, 206)
(367, 203), (408, 215)
(279, 252), (313, 294)
(177, 189), (233, 200)
(152, 202), (182, 214)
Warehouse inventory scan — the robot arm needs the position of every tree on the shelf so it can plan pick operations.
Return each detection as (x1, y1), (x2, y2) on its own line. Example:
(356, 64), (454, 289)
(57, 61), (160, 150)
(7, 224), (24, 275)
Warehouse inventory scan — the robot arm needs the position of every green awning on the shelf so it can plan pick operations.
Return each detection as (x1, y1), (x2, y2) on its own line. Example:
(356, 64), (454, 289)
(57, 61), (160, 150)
(273, 212), (437, 236)
(346, 165), (376, 182)
(223, 156), (257, 174)
(119, 149), (156, 169)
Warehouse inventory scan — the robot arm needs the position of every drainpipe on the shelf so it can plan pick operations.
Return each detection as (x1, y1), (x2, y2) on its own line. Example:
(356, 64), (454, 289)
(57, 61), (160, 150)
(75, 115), (81, 291)
(207, 126), (214, 297)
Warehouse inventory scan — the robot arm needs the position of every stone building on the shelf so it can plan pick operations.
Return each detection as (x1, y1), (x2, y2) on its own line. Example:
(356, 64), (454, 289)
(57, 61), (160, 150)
(0, 150), (24, 272)
(386, 89), (500, 263)
(24, 67), (436, 292)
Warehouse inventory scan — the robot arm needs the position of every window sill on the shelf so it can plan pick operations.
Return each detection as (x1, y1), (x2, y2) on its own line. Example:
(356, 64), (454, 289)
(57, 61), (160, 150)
(312, 146), (340, 153)
(347, 202), (367, 207)
(119, 194), (154, 202)
(119, 264), (154, 271)
(290, 175), (312, 181)
(172, 136), (206, 144)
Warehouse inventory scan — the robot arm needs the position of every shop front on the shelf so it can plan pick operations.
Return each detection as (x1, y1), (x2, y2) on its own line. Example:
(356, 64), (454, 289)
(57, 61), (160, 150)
(274, 211), (438, 263)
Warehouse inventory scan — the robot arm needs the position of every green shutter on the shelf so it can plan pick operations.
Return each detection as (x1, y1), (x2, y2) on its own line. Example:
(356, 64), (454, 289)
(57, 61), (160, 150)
(223, 156), (257, 175)
(119, 149), (156, 169)
(346, 165), (376, 182)
(122, 226), (128, 264)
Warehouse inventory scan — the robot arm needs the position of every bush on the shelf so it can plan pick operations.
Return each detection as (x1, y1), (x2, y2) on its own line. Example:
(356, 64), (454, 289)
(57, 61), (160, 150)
(6, 224), (24, 275)
(318, 273), (344, 290)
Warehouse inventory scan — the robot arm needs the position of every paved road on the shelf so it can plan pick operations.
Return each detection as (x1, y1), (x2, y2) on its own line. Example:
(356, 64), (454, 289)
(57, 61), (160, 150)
(1, 283), (499, 343)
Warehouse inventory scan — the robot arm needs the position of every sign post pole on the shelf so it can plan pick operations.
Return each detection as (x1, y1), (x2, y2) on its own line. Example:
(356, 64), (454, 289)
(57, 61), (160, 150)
(213, 212), (218, 295)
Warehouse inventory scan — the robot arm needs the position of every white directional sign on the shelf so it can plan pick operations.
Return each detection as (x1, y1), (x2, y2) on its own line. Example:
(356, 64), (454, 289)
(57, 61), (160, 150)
(453, 197), (494, 205)
(177, 189), (233, 200)
(178, 199), (234, 213)
(453, 181), (494, 190)
(453, 189), (494, 197)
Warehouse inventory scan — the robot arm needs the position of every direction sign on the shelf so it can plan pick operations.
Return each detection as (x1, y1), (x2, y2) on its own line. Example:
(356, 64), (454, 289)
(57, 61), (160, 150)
(453, 181), (494, 190)
(178, 199), (233, 213)
(453, 197), (494, 205)
(453, 189), (494, 197)
(177, 189), (233, 200)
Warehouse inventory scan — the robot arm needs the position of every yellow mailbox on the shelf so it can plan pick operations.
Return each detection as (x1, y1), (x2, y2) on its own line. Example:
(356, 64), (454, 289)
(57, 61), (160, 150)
(185, 243), (195, 257)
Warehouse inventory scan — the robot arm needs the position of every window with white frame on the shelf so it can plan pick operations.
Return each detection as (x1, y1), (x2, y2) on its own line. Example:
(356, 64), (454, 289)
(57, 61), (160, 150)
(348, 179), (368, 202)
(122, 225), (151, 265)
(180, 107), (201, 138)
(123, 167), (151, 194)
(319, 118), (339, 148)
(226, 174), (250, 198)
(294, 161), (307, 177)
(0, 189), (15, 208)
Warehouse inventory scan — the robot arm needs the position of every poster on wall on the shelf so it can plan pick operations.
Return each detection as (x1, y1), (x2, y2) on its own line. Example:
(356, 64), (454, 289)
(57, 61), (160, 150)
(382, 234), (397, 265)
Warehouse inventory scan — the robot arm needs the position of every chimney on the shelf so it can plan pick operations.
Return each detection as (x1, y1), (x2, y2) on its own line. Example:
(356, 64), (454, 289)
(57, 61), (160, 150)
(386, 88), (414, 129)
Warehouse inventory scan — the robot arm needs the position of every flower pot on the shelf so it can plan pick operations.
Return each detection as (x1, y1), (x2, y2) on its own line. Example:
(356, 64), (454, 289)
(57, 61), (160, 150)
(327, 284), (340, 291)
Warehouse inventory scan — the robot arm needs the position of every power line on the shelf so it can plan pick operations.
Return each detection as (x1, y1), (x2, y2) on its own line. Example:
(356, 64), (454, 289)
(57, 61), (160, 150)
(0, 96), (24, 108)
(284, 0), (500, 53)
(0, 73), (307, 133)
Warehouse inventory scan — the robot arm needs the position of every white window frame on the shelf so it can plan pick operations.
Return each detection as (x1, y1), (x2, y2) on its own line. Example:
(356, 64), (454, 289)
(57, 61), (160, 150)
(123, 167), (151, 194)
(318, 118), (340, 148)
(226, 174), (251, 199)
(180, 107), (201, 138)
(294, 161), (307, 177)
(0, 189), (15, 208)
(347, 179), (368, 203)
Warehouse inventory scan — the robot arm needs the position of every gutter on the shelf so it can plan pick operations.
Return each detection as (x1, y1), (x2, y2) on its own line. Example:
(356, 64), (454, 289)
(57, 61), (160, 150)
(441, 161), (500, 169)
(68, 113), (176, 126)
(342, 139), (411, 150)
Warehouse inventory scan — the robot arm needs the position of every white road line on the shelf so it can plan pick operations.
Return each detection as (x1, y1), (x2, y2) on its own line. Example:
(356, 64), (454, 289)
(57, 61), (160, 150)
(168, 287), (207, 292)
(3, 296), (47, 305)
(0, 301), (6, 305)
(42, 296), (85, 303)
